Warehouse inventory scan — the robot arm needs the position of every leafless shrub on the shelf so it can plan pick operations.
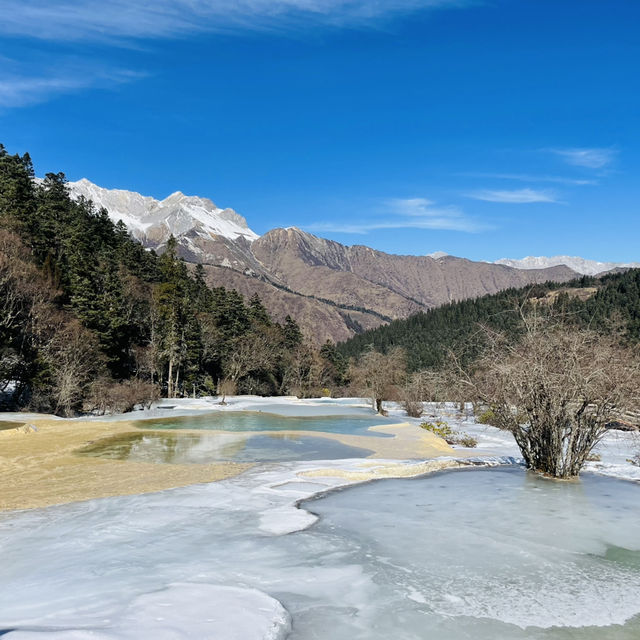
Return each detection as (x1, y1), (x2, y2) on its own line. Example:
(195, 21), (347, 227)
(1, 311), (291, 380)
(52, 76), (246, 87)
(459, 313), (640, 478)
(87, 378), (160, 414)
(218, 378), (237, 404)
(349, 346), (407, 414)
(402, 400), (424, 418)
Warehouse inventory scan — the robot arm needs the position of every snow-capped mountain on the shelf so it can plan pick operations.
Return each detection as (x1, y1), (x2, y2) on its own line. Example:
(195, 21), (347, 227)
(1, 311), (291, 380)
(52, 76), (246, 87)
(495, 255), (640, 276)
(67, 178), (259, 246)
(57, 177), (580, 343)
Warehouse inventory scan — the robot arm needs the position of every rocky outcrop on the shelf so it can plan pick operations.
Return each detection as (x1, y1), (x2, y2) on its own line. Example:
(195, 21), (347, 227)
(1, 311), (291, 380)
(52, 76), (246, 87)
(68, 180), (581, 344)
(250, 227), (578, 327)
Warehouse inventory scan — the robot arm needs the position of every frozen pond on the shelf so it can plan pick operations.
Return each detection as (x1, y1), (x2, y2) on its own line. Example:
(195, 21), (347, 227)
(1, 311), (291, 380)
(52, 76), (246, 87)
(293, 468), (640, 638)
(133, 410), (395, 437)
(77, 432), (373, 463)
(1, 466), (639, 639)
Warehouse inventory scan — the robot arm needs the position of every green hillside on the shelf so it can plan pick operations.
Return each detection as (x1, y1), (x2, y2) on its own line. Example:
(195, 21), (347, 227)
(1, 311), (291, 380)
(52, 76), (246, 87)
(338, 270), (640, 372)
(0, 144), (313, 413)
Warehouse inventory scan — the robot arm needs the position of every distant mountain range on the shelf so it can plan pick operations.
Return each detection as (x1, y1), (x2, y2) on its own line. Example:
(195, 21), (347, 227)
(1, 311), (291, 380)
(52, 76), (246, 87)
(66, 178), (629, 343)
(495, 255), (640, 276)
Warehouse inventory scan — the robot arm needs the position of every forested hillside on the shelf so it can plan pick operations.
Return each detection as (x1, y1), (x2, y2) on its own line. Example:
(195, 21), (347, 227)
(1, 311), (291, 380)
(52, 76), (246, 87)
(0, 145), (342, 414)
(2, 143), (637, 416)
(338, 270), (640, 372)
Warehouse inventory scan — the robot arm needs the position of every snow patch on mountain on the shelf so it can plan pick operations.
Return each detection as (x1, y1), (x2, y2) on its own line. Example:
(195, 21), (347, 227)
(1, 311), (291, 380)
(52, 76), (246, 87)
(67, 178), (259, 244)
(495, 255), (640, 276)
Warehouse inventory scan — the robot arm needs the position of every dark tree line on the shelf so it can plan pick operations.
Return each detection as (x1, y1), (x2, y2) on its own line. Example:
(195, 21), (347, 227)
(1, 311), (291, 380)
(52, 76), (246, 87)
(0, 144), (345, 414)
(338, 270), (640, 371)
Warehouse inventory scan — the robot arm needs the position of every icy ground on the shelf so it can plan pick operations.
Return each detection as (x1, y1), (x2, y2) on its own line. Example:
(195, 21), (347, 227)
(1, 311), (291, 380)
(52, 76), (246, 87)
(384, 400), (640, 483)
(1, 397), (639, 639)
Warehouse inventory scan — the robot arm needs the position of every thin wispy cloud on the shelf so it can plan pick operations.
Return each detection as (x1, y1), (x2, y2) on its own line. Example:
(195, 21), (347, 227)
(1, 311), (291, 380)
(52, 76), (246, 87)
(548, 147), (616, 169)
(0, 1), (469, 42)
(0, 1), (470, 109)
(305, 197), (485, 234)
(467, 188), (558, 204)
(0, 64), (146, 108)
(462, 172), (596, 186)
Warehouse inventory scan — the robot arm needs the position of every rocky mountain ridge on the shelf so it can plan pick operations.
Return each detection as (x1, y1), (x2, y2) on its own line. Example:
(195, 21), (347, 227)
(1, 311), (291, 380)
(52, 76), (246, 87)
(68, 177), (258, 247)
(65, 178), (583, 343)
(495, 255), (640, 276)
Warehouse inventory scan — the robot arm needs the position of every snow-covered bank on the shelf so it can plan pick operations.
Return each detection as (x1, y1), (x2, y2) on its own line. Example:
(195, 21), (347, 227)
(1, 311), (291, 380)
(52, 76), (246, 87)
(2, 397), (639, 638)
(0, 395), (378, 424)
(385, 401), (640, 483)
(0, 452), (487, 638)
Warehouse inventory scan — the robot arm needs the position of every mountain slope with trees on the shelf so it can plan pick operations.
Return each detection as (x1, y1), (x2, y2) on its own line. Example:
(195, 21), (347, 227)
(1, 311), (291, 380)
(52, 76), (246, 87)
(338, 270), (640, 372)
(63, 179), (582, 343)
(0, 144), (345, 414)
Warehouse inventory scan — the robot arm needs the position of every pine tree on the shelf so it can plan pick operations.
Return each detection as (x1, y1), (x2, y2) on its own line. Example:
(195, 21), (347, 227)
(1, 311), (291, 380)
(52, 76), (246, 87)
(248, 293), (271, 326)
(282, 315), (303, 349)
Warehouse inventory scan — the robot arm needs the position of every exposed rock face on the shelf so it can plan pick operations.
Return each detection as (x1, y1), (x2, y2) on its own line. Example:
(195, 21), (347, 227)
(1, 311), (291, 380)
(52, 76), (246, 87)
(250, 227), (578, 318)
(200, 265), (383, 344)
(67, 179), (580, 344)
(67, 178), (258, 251)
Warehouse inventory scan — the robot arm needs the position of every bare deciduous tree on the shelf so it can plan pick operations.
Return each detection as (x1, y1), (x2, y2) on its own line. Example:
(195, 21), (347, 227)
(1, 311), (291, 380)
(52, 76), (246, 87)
(461, 315), (640, 478)
(221, 330), (278, 398)
(42, 319), (104, 416)
(349, 346), (407, 414)
(282, 344), (333, 398)
(400, 370), (450, 417)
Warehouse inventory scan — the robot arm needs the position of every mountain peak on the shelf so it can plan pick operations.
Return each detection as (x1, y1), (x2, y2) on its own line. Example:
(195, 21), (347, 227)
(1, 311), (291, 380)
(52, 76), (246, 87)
(66, 179), (259, 246)
(495, 255), (640, 276)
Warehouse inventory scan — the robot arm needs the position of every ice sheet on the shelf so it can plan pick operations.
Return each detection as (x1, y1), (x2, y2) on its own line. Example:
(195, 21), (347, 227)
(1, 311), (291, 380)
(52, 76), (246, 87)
(2, 397), (640, 639)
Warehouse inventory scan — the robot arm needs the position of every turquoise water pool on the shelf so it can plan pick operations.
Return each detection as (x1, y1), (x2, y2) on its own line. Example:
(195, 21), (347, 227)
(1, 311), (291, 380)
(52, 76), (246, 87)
(134, 411), (395, 437)
(77, 432), (373, 463)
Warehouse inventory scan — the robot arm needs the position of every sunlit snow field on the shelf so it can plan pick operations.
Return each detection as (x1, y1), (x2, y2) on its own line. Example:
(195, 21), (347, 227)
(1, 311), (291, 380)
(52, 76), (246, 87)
(1, 397), (639, 639)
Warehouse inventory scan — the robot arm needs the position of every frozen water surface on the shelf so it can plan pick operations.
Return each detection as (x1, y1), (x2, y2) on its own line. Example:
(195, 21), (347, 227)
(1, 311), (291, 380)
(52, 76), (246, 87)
(132, 410), (395, 437)
(1, 466), (640, 639)
(77, 432), (373, 463)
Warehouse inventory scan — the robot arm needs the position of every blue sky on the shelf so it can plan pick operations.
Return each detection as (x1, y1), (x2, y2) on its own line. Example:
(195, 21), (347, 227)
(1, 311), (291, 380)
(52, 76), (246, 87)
(1, 0), (638, 262)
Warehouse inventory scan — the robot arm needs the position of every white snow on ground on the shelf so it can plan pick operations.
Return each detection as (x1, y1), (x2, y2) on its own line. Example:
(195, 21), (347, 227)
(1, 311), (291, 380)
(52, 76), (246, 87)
(0, 395), (377, 424)
(385, 400), (640, 482)
(5, 584), (291, 640)
(1, 397), (638, 638)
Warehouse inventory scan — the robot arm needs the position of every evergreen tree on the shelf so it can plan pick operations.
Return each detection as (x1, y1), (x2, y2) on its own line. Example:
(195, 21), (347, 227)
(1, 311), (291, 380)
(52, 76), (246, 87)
(248, 293), (271, 326)
(282, 315), (303, 350)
